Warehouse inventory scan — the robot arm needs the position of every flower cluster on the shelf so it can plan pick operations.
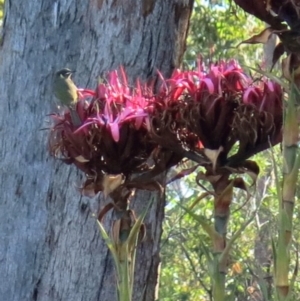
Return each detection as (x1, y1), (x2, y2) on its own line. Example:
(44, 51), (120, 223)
(50, 69), (161, 196)
(152, 60), (283, 167)
(49, 61), (283, 196)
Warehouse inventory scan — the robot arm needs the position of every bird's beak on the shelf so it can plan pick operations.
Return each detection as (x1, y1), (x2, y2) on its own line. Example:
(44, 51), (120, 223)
(67, 70), (75, 78)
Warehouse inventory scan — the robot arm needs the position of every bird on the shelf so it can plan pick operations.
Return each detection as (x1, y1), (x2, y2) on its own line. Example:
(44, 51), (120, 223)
(53, 68), (78, 105)
(53, 68), (81, 126)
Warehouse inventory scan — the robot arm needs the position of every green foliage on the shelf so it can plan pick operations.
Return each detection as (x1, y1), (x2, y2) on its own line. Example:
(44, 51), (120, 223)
(184, 0), (265, 66)
(97, 199), (152, 301)
(160, 145), (300, 300)
(159, 2), (300, 300)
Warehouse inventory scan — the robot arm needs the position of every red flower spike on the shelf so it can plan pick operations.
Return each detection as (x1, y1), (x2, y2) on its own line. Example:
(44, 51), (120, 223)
(49, 68), (168, 199)
(243, 86), (262, 106)
(49, 62), (283, 197)
(151, 59), (283, 169)
(77, 89), (96, 99)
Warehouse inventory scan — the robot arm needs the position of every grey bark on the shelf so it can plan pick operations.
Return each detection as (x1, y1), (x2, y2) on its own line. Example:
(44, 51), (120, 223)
(0, 1), (193, 301)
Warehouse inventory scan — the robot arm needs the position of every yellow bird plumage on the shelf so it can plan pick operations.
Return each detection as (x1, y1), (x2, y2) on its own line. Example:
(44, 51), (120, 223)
(53, 68), (78, 106)
(53, 68), (81, 126)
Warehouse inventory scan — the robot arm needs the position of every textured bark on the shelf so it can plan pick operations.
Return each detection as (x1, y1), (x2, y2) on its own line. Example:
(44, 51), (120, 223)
(0, 1), (193, 301)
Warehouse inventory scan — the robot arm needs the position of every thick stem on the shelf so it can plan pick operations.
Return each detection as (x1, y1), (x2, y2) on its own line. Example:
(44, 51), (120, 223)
(212, 258), (226, 301)
(211, 174), (232, 301)
(275, 84), (299, 299)
(119, 255), (131, 301)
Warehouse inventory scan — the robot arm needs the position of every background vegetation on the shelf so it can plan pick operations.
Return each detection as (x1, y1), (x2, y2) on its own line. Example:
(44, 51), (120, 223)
(0, 0), (297, 300)
(160, 1), (299, 300)
(184, 0), (264, 65)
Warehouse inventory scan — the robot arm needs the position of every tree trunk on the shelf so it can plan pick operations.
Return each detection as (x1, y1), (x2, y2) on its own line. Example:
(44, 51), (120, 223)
(0, 1), (193, 301)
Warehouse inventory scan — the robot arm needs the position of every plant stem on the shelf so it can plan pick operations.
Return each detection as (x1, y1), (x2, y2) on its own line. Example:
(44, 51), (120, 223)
(275, 83), (299, 299)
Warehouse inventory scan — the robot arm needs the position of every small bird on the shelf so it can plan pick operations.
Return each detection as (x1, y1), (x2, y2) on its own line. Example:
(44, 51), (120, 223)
(53, 68), (81, 126)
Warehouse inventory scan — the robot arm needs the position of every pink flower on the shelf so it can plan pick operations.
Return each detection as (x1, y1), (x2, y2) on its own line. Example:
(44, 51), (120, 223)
(49, 62), (283, 195)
